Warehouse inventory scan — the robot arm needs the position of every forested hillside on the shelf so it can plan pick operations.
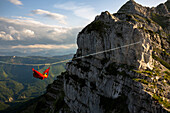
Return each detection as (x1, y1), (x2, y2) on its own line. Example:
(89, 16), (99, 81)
(0, 55), (72, 111)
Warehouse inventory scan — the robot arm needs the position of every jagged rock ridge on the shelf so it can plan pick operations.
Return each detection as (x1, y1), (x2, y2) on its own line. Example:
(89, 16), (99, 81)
(118, 0), (169, 16)
(21, 0), (170, 113)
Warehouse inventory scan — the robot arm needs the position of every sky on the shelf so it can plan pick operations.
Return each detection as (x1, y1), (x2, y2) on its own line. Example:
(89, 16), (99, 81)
(0, 0), (167, 56)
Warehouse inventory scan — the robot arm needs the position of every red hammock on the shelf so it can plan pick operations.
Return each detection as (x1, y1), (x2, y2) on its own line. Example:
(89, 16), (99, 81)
(32, 67), (50, 80)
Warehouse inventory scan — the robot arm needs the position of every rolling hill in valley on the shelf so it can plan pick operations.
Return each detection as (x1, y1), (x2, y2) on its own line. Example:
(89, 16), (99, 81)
(0, 54), (73, 112)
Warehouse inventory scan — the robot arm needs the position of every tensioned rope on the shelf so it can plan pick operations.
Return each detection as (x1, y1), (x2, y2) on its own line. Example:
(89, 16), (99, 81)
(0, 41), (142, 66)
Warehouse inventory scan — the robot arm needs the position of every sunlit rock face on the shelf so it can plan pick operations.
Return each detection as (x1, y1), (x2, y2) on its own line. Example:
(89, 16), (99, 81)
(22, 1), (170, 113)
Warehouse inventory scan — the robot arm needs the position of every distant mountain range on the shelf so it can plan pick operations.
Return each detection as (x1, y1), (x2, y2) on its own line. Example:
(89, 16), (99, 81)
(0, 49), (76, 57)
(0, 54), (73, 112)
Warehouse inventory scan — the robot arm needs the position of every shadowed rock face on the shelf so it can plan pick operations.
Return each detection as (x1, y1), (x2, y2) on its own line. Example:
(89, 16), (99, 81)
(21, 1), (170, 113)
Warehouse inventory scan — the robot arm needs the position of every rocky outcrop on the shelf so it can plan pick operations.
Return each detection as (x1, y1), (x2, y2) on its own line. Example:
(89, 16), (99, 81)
(165, 0), (170, 12)
(117, 0), (151, 17)
(62, 9), (169, 112)
(118, 0), (169, 16)
(21, 1), (170, 113)
(118, 0), (170, 35)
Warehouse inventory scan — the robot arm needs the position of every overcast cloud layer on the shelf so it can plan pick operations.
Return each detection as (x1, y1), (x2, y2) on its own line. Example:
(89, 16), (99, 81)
(0, 17), (81, 56)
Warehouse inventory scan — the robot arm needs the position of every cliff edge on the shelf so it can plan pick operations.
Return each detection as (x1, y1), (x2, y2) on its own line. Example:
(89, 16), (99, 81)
(21, 0), (170, 113)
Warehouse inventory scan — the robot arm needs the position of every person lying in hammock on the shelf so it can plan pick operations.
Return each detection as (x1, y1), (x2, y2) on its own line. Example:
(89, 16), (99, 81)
(32, 67), (50, 80)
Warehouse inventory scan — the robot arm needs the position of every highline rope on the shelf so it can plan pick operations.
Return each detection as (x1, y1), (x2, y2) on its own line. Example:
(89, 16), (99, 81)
(0, 41), (142, 66)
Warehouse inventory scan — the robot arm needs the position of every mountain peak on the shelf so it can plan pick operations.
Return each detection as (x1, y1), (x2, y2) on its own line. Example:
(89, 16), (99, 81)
(117, 0), (150, 17)
(129, 0), (136, 3)
(165, 0), (170, 12)
(118, 0), (169, 17)
(155, 1), (169, 15)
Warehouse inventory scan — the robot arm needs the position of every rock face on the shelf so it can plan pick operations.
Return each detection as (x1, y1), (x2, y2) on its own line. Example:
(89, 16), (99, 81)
(118, 0), (170, 34)
(118, 0), (169, 16)
(21, 1), (170, 113)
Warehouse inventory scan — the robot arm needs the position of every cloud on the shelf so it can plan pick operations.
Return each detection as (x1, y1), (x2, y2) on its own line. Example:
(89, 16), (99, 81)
(32, 9), (67, 25)
(12, 16), (34, 21)
(0, 16), (81, 56)
(0, 17), (44, 26)
(12, 44), (77, 49)
(22, 29), (35, 37)
(0, 31), (14, 40)
(48, 28), (68, 34)
(0, 26), (35, 40)
(54, 2), (97, 21)
(8, 26), (20, 40)
(9, 26), (19, 35)
(8, 0), (23, 5)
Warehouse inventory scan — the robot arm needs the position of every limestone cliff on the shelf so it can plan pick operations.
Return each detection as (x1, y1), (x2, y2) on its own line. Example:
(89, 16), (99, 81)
(21, 0), (170, 113)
